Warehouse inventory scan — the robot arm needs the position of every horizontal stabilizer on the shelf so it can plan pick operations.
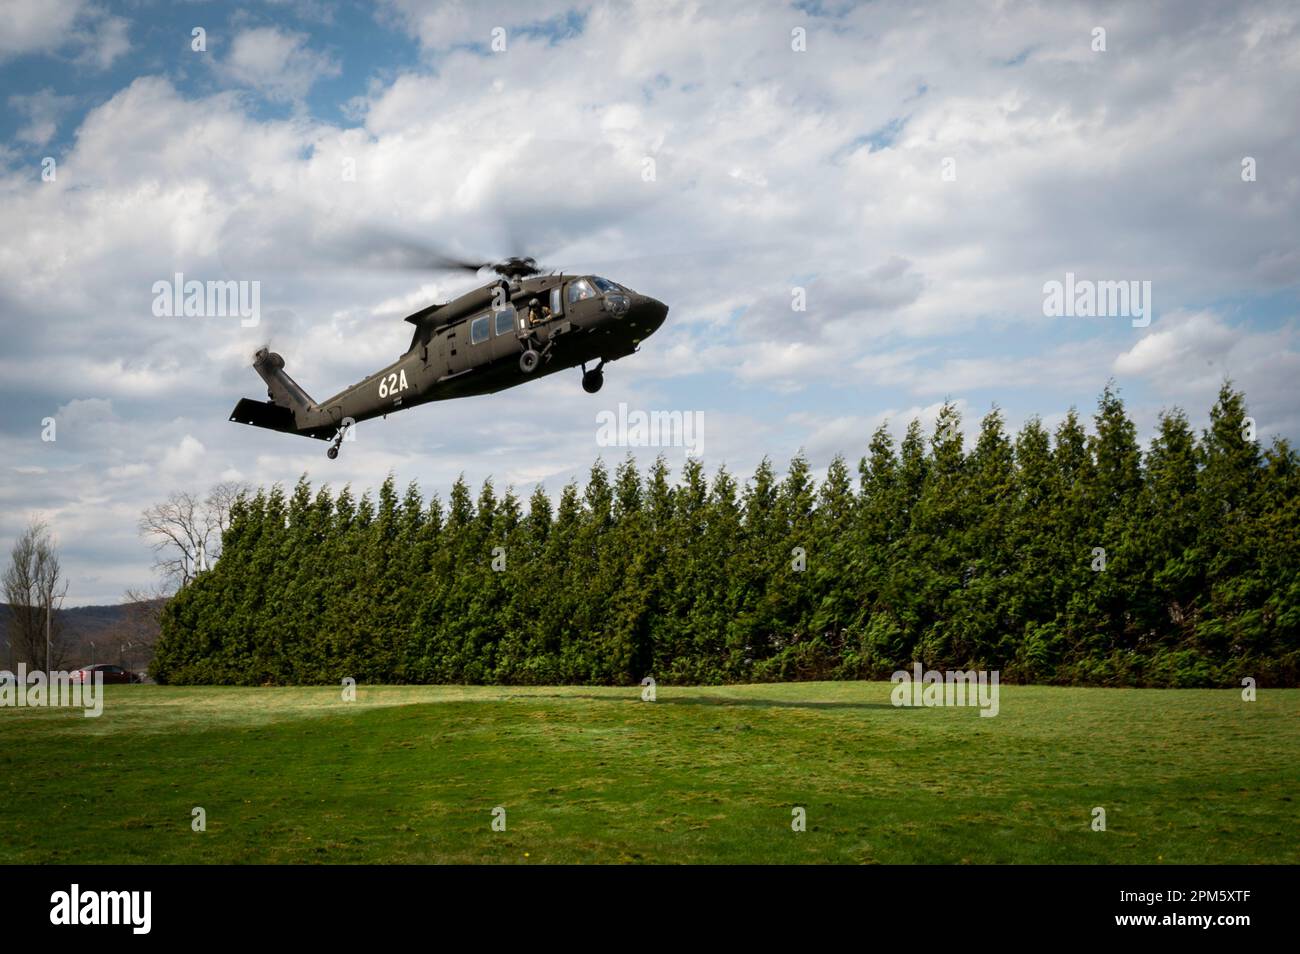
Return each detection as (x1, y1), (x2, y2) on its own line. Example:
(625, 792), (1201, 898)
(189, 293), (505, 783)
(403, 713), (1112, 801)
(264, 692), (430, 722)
(229, 398), (332, 441)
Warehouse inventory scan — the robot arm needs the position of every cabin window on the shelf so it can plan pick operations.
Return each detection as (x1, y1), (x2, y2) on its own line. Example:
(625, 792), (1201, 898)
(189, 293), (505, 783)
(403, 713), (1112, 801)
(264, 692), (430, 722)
(550, 286), (563, 317)
(469, 315), (490, 345)
(495, 308), (515, 336)
(567, 279), (595, 305)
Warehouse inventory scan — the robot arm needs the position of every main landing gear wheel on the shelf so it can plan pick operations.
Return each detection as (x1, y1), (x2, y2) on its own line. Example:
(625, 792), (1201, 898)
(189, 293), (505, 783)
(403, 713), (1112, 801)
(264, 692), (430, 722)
(581, 359), (606, 394)
(520, 349), (540, 373)
(327, 446), (339, 460)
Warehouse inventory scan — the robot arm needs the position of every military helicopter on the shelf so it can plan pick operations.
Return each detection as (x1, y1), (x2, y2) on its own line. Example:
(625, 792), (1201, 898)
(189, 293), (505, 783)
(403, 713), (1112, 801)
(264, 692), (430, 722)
(228, 251), (669, 459)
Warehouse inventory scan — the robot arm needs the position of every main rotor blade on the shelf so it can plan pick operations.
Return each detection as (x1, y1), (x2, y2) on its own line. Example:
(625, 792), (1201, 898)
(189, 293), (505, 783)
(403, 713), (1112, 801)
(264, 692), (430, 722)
(334, 227), (491, 274)
(216, 211), (494, 277)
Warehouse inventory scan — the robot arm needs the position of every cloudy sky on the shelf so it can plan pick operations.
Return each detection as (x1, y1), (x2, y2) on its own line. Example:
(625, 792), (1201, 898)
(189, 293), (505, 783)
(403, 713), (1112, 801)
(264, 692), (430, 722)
(1, 0), (1297, 605)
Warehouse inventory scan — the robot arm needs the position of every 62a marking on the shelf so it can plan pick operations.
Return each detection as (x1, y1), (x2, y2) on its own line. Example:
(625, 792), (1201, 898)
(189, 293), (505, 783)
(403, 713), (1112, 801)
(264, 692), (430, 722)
(378, 369), (409, 399)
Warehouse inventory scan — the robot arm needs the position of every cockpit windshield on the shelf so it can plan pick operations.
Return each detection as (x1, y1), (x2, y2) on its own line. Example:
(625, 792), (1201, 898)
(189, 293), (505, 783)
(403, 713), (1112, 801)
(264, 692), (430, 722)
(590, 276), (623, 293)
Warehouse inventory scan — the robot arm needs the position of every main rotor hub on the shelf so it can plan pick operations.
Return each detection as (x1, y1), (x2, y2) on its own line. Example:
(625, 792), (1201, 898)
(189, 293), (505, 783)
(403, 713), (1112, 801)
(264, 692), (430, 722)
(491, 257), (540, 280)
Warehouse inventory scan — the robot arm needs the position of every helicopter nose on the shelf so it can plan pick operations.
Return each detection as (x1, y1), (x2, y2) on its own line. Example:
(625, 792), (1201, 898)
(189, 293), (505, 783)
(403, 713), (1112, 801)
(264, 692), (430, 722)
(631, 296), (669, 334)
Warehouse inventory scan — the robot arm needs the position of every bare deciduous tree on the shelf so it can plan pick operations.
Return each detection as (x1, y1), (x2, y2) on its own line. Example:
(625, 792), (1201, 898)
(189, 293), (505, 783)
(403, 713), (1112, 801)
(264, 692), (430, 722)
(138, 481), (248, 589)
(115, 585), (166, 675)
(2, 518), (69, 672)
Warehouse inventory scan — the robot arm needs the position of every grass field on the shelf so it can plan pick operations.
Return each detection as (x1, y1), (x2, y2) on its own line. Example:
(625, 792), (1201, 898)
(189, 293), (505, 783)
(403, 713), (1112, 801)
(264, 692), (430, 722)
(1, 682), (1296, 864)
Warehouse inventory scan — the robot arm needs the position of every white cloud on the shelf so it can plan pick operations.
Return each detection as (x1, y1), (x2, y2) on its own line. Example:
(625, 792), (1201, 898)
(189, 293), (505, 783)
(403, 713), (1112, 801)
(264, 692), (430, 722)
(1114, 310), (1238, 380)
(217, 26), (341, 102)
(0, 0), (88, 59)
(370, 282), (442, 317)
(8, 88), (76, 146)
(0, 1), (127, 69)
(1115, 309), (1300, 439)
(161, 434), (207, 474)
(74, 13), (129, 70)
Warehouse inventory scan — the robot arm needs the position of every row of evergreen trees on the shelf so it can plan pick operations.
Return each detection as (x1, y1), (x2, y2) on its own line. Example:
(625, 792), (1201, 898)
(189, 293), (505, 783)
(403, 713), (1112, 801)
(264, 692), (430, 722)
(153, 383), (1299, 687)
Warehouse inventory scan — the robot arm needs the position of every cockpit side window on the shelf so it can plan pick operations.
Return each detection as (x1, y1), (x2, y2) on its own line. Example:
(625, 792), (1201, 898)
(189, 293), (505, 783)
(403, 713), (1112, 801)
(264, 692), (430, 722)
(567, 279), (595, 304)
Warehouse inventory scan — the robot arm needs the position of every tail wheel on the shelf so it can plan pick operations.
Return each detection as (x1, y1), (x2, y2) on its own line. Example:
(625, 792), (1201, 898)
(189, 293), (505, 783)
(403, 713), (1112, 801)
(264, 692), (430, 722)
(520, 349), (540, 373)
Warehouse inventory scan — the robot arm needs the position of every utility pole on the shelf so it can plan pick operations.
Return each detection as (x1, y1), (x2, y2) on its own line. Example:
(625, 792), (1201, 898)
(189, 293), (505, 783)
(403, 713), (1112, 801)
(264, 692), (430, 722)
(45, 581), (51, 676)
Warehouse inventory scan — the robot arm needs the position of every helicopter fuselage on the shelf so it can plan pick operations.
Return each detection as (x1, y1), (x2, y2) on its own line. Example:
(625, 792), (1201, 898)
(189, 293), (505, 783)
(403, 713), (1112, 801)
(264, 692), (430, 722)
(229, 273), (669, 456)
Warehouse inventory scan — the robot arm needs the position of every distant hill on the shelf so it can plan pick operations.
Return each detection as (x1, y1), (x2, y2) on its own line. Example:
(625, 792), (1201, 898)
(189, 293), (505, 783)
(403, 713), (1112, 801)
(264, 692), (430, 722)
(0, 600), (164, 671)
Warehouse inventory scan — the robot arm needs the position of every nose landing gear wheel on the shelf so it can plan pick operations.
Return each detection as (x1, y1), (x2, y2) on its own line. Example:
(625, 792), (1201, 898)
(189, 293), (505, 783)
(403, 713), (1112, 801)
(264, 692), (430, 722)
(327, 446), (339, 460)
(520, 349), (540, 373)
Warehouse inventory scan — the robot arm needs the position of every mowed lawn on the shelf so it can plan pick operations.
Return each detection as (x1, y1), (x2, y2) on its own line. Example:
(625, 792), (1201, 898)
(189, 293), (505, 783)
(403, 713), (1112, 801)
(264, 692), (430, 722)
(0, 682), (1296, 864)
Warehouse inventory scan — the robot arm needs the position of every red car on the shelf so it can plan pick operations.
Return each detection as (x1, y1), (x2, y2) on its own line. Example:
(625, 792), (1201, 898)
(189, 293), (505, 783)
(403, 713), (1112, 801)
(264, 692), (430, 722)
(70, 664), (141, 684)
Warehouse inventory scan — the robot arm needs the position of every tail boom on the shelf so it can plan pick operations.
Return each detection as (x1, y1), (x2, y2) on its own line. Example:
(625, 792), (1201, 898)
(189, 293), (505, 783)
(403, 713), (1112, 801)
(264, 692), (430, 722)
(229, 349), (334, 440)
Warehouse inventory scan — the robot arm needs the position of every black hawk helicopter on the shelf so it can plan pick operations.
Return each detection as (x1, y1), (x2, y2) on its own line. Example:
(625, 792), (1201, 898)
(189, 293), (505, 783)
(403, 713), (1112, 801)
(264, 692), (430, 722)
(229, 252), (669, 459)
